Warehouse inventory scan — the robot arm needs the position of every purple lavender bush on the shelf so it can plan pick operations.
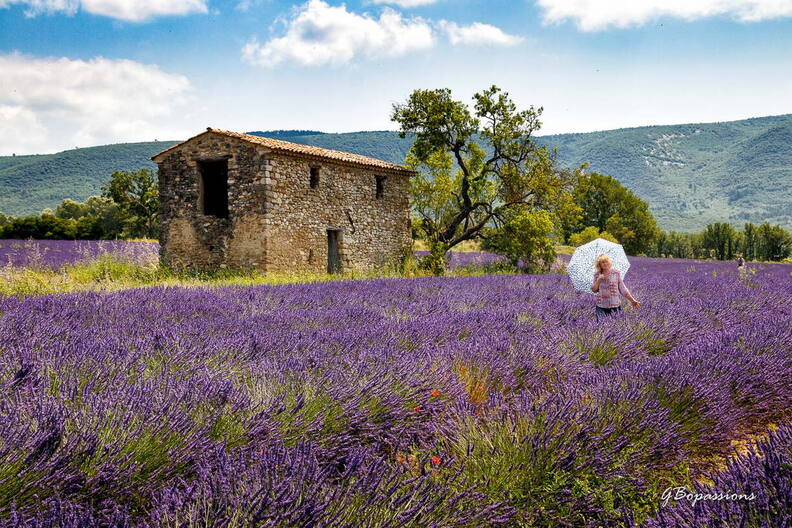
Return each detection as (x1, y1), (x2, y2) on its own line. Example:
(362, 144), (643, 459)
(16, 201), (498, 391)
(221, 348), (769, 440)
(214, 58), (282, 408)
(0, 257), (790, 526)
(413, 250), (511, 270)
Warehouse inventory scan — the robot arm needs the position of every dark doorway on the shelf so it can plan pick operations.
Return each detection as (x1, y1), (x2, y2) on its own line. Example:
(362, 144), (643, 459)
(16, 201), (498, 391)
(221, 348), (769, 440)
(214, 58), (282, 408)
(198, 160), (229, 218)
(327, 229), (341, 274)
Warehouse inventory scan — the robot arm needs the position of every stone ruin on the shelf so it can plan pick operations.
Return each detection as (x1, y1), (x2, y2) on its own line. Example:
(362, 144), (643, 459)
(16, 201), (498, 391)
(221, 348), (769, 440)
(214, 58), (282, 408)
(152, 128), (413, 273)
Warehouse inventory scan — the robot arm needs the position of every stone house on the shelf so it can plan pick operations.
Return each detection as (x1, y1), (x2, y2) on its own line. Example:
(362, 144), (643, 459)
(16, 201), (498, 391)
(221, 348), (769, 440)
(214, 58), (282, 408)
(151, 128), (413, 273)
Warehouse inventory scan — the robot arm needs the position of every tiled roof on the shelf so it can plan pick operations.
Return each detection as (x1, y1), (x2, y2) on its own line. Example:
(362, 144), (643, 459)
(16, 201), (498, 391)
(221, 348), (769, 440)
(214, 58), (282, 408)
(151, 128), (414, 173)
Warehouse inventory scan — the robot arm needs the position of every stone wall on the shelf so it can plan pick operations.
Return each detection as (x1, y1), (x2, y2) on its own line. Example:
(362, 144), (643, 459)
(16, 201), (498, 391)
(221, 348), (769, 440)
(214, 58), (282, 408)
(157, 131), (411, 272)
(261, 154), (412, 273)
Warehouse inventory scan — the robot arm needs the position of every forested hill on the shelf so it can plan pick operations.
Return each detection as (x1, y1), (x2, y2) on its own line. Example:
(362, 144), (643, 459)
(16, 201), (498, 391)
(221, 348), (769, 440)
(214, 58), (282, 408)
(0, 142), (177, 220)
(540, 114), (792, 231)
(2, 114), (791, 232)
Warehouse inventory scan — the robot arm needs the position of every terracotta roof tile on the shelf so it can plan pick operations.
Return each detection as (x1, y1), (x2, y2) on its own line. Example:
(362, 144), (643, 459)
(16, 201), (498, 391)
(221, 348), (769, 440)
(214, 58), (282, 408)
(151, 128), (414, 174)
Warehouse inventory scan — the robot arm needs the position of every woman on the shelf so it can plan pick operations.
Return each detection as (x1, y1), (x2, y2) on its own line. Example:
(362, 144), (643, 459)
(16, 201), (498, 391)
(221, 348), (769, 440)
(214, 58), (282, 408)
(591, 254), (640, 321)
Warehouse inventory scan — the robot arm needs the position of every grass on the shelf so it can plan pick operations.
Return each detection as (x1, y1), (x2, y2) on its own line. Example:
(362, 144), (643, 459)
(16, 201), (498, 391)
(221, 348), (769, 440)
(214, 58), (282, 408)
(0, 252), (517, 297)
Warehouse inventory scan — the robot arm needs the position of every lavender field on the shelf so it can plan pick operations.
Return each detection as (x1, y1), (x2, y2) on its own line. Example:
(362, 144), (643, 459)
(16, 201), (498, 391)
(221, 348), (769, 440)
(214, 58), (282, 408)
(0, 240), (159, 270)
(1, 252), (791, 526)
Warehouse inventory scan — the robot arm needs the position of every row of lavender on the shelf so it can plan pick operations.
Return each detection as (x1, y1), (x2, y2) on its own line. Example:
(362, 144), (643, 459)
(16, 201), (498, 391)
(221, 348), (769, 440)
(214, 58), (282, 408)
(1, 239), (500, 271)
(0, 240), (159, 269)
(0, 239), (750, 274)
(1, 257), (789, 526)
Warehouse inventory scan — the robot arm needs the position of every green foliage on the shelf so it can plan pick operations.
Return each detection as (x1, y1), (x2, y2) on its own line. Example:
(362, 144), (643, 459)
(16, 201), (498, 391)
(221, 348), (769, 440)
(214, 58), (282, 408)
(0, 213), (103, 240)
(755, 221), (792, 261)
(393, 85), (579, 274)
(102, 169), (158, 239)
(648, 221), (791, 262)
(652, 231), (703, 259)
(540, 114), (792, 232)
(702, 222), (738, 260)
(0, 141), (175, 217)
(743, 222), (759, 260)
(0, 169), (157, 241)
(569, 226), (618, 247)
(569, 172), (659, 254)
(482, 208), (556, 272)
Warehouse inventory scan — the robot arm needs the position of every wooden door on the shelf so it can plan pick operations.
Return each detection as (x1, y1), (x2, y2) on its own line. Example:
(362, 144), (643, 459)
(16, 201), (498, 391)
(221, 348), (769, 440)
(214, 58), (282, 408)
(327, 229), (341, 273)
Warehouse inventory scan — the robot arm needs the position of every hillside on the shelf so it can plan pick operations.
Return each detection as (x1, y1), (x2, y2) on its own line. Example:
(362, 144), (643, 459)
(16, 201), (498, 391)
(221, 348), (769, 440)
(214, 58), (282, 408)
(540, 114), (792, 231)
(0, 142), (176, 218)
(2, 114), (791, 231)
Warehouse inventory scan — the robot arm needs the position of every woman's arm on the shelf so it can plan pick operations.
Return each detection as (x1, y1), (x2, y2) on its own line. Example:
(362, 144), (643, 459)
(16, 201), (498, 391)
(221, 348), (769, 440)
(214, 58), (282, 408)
(618, 274), (640, 308)
(591, 274), (603, 292)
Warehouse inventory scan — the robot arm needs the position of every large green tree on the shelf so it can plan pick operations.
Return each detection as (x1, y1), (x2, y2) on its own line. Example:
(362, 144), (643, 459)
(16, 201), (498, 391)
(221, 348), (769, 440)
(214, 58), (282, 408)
(102, 169), (158, 239)
(568, 172), (659, 255)
(392, 85), (580, 273)
(481, 209), (556, 273)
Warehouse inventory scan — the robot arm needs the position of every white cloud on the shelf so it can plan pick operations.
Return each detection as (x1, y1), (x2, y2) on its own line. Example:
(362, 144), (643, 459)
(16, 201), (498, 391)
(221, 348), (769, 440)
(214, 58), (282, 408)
(370, 0), (439, 7)
(0, 53), (194, 155)
(439, 21), (524, 46)
(236, 0), (269, 11)
(0, 0), (208, 21)
(536, 0), (792, 31)
(0, 105), (48, 155)
(242, 0), (434, 67)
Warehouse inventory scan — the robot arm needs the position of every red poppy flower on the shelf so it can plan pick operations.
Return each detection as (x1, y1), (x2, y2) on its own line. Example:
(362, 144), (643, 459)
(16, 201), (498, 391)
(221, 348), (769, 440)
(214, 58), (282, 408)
(431, 456), (441, 466)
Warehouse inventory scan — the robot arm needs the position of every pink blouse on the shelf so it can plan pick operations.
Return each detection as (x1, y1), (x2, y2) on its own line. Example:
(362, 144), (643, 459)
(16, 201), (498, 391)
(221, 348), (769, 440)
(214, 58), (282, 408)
(593, 269), (631, 308)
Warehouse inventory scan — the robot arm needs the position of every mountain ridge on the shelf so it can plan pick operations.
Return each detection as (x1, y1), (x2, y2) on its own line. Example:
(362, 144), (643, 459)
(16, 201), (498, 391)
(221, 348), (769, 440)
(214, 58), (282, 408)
(2, 113), (790, 232)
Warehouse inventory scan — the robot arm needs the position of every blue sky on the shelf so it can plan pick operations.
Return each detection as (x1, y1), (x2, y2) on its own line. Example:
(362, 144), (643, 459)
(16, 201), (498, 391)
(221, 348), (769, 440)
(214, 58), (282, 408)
(1, 0), (791, 155)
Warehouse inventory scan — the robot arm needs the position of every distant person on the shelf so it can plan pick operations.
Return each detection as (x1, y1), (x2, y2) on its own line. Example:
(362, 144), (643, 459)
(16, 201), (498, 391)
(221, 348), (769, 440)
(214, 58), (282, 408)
(591, 254), (640, 321)
(737, 255), (746, 270)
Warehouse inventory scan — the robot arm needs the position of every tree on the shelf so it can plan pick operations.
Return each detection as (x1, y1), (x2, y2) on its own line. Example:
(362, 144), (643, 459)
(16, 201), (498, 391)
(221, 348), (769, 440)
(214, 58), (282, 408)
(702, 223), (737, 260)
(569, 226), (618, 247)
(742, 222), (758, 261)
(0, 212), (9, 228)
(54, 195), (124, 239)
(392, 86), (580, 274)
(570, 172), (659, 255)
(0, 214), (77, 239)
(102, 169), (158, 239)
(482, 209), (556, 273)
(756, 222), (791, 261)
(54, 198), (89, 220)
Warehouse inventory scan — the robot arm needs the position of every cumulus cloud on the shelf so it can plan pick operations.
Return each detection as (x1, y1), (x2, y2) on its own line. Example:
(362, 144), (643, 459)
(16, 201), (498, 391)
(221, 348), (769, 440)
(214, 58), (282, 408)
(0, 0), (208, 21)
(0, 53), (193, 155)
(536, 0), (792, 31)
(438, 20), (524, 46)
(243, 0), (434, 67)
(0, 105), (48, 155)
(370, 0), (439, 7)
(243, 0), (523, 67)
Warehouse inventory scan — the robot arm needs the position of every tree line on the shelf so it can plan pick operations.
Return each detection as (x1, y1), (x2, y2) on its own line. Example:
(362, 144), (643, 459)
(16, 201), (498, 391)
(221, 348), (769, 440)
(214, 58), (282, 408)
(0, 169), (158, 240)
(648, 222), (791, 262)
